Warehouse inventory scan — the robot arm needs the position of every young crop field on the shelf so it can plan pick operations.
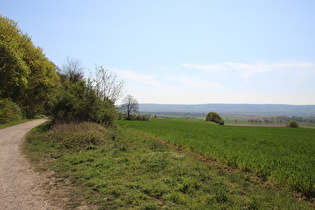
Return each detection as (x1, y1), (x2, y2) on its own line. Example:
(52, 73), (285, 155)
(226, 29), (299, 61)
(117, 119), (315, 199)
(25, 121), (312, 209)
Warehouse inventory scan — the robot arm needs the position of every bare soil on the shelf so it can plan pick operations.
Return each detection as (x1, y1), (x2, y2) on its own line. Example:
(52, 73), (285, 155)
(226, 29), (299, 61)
(0, 119), (61, 210)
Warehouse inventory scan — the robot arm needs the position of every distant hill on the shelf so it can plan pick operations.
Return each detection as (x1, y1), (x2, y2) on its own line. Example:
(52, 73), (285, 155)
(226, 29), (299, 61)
(139, 104), (315, 116)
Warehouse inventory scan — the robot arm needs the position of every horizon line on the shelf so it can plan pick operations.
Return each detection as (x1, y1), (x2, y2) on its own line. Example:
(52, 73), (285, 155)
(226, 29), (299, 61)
(138, 103), (315, 106)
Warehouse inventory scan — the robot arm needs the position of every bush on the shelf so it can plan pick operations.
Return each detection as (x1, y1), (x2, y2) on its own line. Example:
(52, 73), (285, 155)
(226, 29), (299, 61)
(206, 112), (224, 125)
(287, 121), (299, 128)
(218, 119), (225, 125)
(0, 98), (23, 123)
(50, 81), (117, 126)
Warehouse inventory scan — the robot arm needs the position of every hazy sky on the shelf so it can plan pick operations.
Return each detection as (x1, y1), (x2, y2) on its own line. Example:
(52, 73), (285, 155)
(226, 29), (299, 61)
(1, 0), (315, 105)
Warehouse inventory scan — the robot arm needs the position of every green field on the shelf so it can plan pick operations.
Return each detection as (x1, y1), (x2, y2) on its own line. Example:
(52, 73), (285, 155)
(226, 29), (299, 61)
(117, 119), (315, 198)
(25, 121), (313, 209)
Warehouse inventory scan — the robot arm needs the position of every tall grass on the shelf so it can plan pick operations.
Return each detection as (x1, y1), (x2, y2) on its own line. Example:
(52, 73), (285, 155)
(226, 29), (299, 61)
(117, 119), (315, 198)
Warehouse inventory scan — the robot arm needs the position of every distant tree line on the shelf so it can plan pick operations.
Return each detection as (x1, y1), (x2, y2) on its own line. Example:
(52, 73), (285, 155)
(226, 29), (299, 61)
(142, 112), (207, 117)
(247, 116), (315, 125)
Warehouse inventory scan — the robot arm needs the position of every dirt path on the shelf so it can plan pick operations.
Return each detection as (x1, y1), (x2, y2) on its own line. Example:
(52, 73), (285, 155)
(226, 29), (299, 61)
(0, 119), (59, 210)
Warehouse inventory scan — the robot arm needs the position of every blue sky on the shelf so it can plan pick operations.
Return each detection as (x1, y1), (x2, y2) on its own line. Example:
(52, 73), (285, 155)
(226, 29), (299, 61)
(1, 0), (315, 105)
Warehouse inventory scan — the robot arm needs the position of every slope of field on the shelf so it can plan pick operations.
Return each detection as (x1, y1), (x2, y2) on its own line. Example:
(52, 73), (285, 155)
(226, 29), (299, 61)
(117, 119), (315, 198)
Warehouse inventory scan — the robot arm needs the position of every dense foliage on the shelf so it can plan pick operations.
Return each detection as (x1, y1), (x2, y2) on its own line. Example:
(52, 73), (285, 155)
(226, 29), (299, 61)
(50, 80), (117, 126)
(0, 98), (23, 123)
(118, 119), (315, 198)
(206, 112), (224, 125)
(287, 120), (299, 128)
(0, 15), (59, 117)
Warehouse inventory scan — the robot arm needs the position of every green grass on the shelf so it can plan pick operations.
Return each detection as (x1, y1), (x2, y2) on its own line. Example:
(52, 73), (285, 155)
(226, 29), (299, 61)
(23, 120), (313, 209)
(117, 119), (315, 199)
(0, 115), (47, 129)
(0, 118), (35, 129)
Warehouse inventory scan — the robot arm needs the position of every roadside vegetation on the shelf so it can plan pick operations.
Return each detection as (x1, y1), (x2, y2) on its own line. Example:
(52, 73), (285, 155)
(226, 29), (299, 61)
(0, 118), (33, 129)
(117, 119), (315, 200)
(24, 120), (311, 209)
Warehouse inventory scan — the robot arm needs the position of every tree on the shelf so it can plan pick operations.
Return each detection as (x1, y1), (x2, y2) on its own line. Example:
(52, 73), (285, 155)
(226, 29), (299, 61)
(0, 98), (23, 123)
(206, 112), (224, 125)
(0, 15), (59, 117)
(287, 120), (299, 128)
(120, 95), (139, 120)
(60, 57), (85, 83)
(88, 66), (125, 104)
(0, 15), (31, 101)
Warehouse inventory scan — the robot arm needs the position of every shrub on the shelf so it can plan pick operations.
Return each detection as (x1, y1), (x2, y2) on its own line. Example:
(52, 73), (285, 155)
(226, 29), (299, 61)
(287, 121), (299, 128)
(206, 112), (224, 125)
(50, 81), (117, 126)
(0, 98), (23, 123)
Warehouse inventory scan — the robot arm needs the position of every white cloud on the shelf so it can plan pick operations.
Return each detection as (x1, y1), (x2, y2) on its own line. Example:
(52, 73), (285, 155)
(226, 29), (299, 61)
(183, 61), (315, 83)
(114, 69), (160, 87)
(175, 75), (223, 89)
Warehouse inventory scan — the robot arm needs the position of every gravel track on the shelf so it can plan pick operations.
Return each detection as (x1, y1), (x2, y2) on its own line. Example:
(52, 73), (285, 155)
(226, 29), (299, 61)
(0, 119), (58, 210)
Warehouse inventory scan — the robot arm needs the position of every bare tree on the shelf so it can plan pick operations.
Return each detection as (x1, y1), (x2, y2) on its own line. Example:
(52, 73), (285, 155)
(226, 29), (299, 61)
(120, 95), (138, 120)
(61, 57), (85, 83)
(89, 65), (125, 104)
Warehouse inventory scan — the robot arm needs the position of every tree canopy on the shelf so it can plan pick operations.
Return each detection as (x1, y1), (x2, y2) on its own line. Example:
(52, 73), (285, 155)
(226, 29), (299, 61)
(206, 112), (224, 125)
(0, 15), (59, 117)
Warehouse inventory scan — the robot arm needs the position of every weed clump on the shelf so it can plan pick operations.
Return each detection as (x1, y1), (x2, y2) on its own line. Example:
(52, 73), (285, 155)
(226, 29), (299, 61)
(52, 122), (113, 148)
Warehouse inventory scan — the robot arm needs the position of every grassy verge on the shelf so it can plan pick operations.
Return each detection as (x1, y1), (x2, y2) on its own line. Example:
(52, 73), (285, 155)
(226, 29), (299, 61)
(24, 121), (312, 209)
(0, 115), (47, 129)
(0, 118), (34, 129)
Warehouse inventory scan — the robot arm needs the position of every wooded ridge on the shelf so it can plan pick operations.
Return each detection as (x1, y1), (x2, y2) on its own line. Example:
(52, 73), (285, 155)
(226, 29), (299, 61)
(139, 103), (315, 116)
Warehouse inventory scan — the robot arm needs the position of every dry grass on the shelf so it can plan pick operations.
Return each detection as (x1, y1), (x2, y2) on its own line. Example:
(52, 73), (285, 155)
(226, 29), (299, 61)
(51, 122), (113, 149)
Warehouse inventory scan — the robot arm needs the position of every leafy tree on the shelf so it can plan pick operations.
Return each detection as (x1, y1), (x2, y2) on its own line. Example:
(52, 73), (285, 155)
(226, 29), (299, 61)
(0, 16), (30, 101)
(120, 95), (139, 120)
(19, 56), (59, 118)
(0, 98), (23, 123)
(206, 112), (224, 125)
(287, 120), (299, 128)
(0, 15), (59, 117)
